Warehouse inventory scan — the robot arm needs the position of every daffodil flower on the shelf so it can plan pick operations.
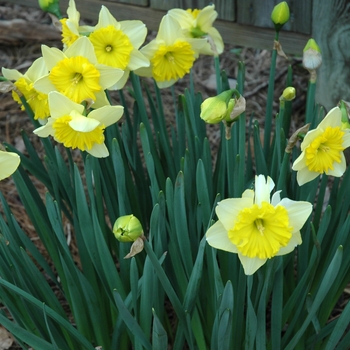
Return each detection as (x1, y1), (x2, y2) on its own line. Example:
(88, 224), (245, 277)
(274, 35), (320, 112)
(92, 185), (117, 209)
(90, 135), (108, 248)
(88, 6), (150, 90)
(292, 107), (350, 186)
(168, 5), (224, 56)
(206, 175), (312, 275)
(135, 14), (207, 88)
(34, 37), (123, 108)
(33, 92), (123, 158)
(60, 0), (94, 48)
(2, 57), (50, 122)
(0, 150), (20, 181)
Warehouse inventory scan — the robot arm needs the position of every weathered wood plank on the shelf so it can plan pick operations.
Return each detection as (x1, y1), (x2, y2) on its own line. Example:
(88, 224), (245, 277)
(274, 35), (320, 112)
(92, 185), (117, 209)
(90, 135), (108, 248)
(10, 0), (308, 54)
(149, 0), (235, 22)
(312, 0), (350, 110)
(237, 0), (311, 34)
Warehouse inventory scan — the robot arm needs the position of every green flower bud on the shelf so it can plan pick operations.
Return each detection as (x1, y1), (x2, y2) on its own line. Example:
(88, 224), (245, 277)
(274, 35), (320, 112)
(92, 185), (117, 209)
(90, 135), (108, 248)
(200, 89), (235, 124)
(271, 2), (290, 31)
(38, 0), (62, 18)
(340, 100), (350, 130)
(113, 215), (143, 243)
(281, 87), (296, 101)
(303, 38), (322, 71)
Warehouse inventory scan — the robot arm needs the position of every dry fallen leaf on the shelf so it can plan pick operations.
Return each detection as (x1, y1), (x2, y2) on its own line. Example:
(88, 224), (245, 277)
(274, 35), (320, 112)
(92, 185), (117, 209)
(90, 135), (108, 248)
(0, 326), (13, 350)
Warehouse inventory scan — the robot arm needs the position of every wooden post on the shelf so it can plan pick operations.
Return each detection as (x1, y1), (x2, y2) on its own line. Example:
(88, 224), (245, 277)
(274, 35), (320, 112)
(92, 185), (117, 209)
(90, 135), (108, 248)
(312, 0), (350, 111)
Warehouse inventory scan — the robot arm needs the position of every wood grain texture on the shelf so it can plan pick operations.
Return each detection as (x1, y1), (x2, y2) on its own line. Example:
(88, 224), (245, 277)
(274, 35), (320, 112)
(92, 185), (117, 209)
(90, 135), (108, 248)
(237, 0), (311, 34)
(312, 0), (350, 110)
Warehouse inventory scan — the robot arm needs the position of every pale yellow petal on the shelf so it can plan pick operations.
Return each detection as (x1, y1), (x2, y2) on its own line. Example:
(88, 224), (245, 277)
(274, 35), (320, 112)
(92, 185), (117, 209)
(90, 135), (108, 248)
(292, 152), (306, 171)
(88, 143), (109, 158)
(216, 197), (253, 231)
(238, 253), (267, 275)
(197, 5), (217, 32)
(92, 90), (111, 109)
(326, 153), (346, 176)
(276, 231), (302, 256)
(206, 221), (238, 253)
(0, 151), (20, 180)
(158, 15), (183, 45)
(127, 50), (150, 70)
(65, 36), (98, 65)
(69, 115), (100, 132)
(167, 9), (193, 29)
(96, 5), (119, 29)
(108, 70), (129, 90)
(120, 20), (147, 48)
(88, 105), (124, 127)
(296, 167), (319, 186)
(1, 67), (23, 81)
(34, 75), (56, 94)
(41, 45), (66, 71)
(48, 91), (84, 119)
(279, 198), (312, 232)
(96, 64), (124, 89)
(318, 107), (342, 130)
(26, 57), (48, 82)
(33, 120), (55, 137)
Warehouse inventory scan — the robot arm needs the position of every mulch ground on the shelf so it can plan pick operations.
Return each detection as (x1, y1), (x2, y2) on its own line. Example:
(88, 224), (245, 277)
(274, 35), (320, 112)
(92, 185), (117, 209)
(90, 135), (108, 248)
(0, 2), (313, 348)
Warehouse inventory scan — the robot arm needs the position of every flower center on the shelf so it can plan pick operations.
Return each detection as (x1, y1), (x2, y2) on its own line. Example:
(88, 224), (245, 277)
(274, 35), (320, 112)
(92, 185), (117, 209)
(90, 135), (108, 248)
(52, 115), (105, 151)
(186, 8), (201, 19)
(228, 202), (292, 259)
(89, 25), (133, 69)
(13, 78), (49, 120)
(151, 41), (195, 82)
(49, 56), (101, 104)
(305, 126), (345, 173)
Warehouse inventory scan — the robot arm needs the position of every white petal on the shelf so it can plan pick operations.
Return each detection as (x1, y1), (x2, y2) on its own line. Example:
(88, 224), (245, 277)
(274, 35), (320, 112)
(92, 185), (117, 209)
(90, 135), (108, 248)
(296, 167), (319, 186)
(69, 115), (100, 132)
(318, 107), (342, 129)
(342, 132), (350, 148)
(26, 57), (48, 82)
(271, 190), (282, 206)
(242, 189), (254, 200)
(65, 37), (97, 65)
(276, 231), (302, 256)
(326, 153), (346, 177)
(88, 105), (124, 127)
(158, 15), (182, 45)
(1, 67), (23, 81)
(120, 20), (147, 48)
(34, 75), (57, 94)
(92, 90), (111, 109)
(41, 45), (66, 71)
(279, 198), (312, 232)
(292, 152), (306, 171)
(48, 91), (84, 118)
(206, 221), (238, 253)
(96, 64), (124, 89)
(168, 9), (193, 29)
(254, 175), (274, 205)
(197, 5), (217, 32)
(108, 70), (129, 90)
(88, 143), (109, 158)
(127, 50), (150, 71)
(216, 197), (252, 231)
(238, 253), (267, 275)
(96, 6), (119, 29)
(0, 151), (20, 180)
(33, 120), (55, 137)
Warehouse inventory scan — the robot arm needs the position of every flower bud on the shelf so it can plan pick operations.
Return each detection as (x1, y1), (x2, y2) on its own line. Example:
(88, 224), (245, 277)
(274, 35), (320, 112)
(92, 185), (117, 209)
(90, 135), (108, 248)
(280, 87), (296, 101)
(38, 0), (62, 18)
(340, 100), (350, 130)
(113, 215), (143, 243)
(271, 2), (290, 31)
(303, 38), (322, 71)
(200, 89), (235, 124)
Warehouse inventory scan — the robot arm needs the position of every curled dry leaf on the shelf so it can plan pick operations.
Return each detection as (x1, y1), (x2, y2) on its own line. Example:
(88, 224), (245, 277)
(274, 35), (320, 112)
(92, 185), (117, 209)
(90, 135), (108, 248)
(0, 326), (13, 350)
(124, 236), (145, 259)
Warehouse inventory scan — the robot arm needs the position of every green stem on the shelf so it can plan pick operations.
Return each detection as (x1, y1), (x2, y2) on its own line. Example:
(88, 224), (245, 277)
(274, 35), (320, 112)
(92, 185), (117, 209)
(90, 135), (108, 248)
(305, 80), (317, 127)
(264, 31), (279, 160)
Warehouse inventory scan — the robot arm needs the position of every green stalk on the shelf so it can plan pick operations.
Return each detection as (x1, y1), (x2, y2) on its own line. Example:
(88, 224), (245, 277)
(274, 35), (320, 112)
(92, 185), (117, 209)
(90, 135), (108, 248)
(264, 31), (279, 160)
